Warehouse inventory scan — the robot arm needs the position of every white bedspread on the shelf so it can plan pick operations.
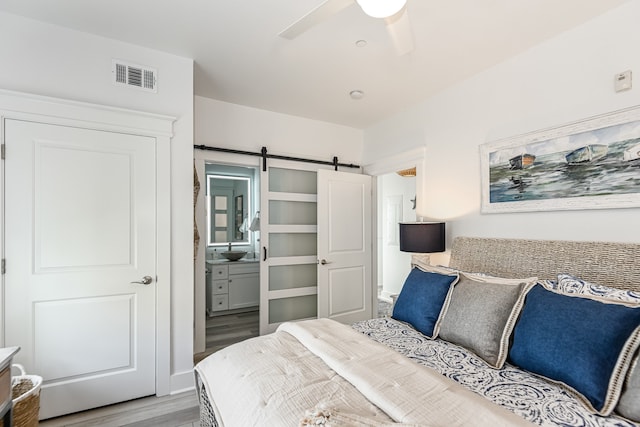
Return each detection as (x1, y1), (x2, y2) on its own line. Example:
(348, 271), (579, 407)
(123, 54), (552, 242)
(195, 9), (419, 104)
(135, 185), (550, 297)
(195, 318), (533, 426)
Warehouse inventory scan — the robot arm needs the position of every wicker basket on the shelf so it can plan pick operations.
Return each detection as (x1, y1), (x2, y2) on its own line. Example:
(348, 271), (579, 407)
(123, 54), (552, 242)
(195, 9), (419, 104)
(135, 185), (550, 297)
(0, 364), (41, 427)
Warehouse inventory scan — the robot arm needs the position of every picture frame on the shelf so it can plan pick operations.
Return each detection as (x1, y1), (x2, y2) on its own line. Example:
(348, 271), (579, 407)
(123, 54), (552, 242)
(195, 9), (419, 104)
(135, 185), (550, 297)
(480, 106), (640, 213)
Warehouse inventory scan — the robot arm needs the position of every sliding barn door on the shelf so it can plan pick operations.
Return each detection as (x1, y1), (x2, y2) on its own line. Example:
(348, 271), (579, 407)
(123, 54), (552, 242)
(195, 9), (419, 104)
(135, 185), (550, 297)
(4, 119), (157, 419)
(259, 161), (319, 334)
(317, 169), (373, 324)
(259, 163), (373, 334)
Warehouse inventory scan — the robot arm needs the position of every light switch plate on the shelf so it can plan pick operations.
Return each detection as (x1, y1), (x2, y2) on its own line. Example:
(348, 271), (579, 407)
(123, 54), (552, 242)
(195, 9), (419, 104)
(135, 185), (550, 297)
(615, 70), (632, 92)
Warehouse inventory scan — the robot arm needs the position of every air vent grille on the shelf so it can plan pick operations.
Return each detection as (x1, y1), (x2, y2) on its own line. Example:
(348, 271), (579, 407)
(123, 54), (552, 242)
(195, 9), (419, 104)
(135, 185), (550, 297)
(115, 63), (127, 84)
(143, 70), (155, 90)
(112, 60), (157, 93)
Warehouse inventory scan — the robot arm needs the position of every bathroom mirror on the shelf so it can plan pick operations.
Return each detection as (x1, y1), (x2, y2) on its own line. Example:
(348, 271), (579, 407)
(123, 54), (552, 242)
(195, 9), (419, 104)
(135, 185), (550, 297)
(207, 174), (251, 246)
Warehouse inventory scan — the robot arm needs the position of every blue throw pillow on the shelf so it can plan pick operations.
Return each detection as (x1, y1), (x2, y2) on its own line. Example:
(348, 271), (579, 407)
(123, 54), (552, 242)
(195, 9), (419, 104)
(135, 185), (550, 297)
(391, 267), (458, 338)
(509, 284), (640, 415)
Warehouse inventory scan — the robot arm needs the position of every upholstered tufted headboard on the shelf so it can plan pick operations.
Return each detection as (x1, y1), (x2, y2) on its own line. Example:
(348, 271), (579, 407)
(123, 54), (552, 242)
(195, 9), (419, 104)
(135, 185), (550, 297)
(448, 237), (640, 292)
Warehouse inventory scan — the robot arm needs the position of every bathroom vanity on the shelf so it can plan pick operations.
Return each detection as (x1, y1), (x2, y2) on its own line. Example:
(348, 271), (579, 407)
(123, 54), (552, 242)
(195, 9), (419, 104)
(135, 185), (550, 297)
(206, 259), (259, 315)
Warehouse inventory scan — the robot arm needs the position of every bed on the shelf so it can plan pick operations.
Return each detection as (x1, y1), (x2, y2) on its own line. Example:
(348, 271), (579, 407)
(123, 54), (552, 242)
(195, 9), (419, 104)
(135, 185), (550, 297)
(194, 237), (640, 426)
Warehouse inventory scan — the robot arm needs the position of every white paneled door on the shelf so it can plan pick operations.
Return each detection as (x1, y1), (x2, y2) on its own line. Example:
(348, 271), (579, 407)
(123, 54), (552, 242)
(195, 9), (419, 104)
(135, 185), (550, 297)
(4, 119), (157, 419)
(317, 169), (373, 324)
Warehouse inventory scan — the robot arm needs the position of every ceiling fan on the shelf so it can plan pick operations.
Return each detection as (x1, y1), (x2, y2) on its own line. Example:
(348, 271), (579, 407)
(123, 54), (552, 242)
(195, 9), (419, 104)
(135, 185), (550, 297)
(278, 0), (415, 56)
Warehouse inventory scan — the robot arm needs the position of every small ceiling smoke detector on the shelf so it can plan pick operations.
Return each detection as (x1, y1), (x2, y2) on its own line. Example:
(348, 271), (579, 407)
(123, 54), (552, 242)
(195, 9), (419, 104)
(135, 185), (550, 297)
(350, 90), (365, 100)
(355, 39), (368, 48)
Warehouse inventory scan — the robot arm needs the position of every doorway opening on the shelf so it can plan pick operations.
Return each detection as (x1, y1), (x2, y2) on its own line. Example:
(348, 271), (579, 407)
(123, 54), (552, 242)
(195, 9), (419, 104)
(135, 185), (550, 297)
(376, 170), (417, 305)
(193, 155), (261, 361)
(364, 147), (425, 316)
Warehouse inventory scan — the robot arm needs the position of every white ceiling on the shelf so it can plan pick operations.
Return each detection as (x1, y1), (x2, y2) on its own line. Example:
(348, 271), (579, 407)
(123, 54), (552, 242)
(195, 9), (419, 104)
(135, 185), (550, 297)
(0, 0), (629, 128)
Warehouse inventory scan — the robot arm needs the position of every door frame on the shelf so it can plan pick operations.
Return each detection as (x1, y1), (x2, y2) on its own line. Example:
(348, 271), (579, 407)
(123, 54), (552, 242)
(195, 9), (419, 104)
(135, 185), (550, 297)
(363, 146), (426, 303)
(0, 89), (174, 396)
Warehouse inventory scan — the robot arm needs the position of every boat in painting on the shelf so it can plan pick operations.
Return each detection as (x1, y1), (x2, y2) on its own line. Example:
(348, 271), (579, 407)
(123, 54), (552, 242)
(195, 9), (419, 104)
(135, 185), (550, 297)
(565, 144), (608, 164)
(623, 143), (640, 161)
(509, 153), (535, 170)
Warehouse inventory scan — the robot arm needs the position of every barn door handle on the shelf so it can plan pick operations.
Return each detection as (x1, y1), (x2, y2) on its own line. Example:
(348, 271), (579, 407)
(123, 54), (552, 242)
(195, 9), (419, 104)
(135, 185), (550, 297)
(131, 276), (153, 285)
(263, 247), (267, 261)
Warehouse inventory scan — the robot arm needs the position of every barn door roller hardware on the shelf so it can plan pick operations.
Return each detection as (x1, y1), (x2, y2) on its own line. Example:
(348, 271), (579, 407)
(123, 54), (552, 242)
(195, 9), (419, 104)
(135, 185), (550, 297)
(194, 145), (360, 172)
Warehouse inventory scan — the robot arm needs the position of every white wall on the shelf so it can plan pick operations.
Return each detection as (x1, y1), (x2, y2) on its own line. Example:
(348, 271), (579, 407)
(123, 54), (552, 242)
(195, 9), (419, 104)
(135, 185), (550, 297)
(195, 96), (363, 164)
(0, 12), (195, 393)
(362, 2), (640, 266)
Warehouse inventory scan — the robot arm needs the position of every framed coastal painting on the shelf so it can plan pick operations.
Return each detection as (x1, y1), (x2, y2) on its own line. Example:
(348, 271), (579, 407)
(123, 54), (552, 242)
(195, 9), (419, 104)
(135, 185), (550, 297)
(481, 106), (640, 213)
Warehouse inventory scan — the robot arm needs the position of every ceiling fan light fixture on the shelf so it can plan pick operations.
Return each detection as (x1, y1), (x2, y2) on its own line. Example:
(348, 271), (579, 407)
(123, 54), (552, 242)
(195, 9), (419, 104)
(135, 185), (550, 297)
(356, 0), (407, 18)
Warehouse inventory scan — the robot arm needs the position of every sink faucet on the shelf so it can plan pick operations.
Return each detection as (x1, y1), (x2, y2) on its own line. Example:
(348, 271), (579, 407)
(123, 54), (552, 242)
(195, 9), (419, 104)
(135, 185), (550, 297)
(228, 242), (232, 251)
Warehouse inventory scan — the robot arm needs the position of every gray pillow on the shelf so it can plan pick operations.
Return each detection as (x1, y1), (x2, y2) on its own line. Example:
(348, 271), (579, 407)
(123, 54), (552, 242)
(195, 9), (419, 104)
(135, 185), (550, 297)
(616, 352), (640, 422)
(438, 273), (534, 368)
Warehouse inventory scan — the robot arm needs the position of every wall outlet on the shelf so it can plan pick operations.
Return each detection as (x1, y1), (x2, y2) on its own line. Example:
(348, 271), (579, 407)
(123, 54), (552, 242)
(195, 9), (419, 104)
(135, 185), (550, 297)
(615, 70), (632, 92)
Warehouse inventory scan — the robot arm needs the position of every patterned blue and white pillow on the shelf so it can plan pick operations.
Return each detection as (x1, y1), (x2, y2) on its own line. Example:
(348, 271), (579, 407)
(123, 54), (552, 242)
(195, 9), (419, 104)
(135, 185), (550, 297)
(556, 274), (640, 304)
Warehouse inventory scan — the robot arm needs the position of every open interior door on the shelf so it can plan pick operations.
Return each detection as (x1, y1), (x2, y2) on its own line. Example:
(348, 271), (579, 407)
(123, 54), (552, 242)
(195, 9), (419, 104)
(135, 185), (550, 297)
(317, 169), (373, 323)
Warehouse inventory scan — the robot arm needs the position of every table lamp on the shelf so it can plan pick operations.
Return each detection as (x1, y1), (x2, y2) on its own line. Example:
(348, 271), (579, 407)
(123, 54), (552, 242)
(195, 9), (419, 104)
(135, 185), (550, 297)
(399, 222), (445, 267)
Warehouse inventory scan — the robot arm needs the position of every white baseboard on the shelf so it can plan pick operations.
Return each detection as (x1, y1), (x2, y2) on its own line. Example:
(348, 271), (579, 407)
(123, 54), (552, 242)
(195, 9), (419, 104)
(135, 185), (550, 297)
(170, 369), (195, 395)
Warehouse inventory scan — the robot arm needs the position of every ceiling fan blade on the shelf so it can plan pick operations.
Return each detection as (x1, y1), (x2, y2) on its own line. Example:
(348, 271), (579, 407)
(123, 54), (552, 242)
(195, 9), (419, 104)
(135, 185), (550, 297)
(385, 7), (414, 55)
(279, 0), (355, 40)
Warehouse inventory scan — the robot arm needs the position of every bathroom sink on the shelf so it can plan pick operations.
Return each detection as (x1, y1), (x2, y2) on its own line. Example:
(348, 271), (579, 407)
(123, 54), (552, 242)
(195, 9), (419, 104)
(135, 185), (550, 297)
(220, 251), (247, 261)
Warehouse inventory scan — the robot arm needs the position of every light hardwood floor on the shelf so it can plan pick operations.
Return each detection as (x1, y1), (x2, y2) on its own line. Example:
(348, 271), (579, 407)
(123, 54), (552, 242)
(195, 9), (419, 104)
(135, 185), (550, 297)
(38, 391), (201, 427)
(194, 309), (259, 364)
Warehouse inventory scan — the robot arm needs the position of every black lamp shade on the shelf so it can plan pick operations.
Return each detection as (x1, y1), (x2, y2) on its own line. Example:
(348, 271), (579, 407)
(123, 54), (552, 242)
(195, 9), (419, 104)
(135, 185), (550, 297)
(399, 222), (445, 253)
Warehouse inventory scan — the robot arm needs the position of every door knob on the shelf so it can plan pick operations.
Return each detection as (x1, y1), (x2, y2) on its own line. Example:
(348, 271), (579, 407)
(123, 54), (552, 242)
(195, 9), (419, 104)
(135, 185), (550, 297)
(131, 276), (153, 285)
(320, 259), (331, 265)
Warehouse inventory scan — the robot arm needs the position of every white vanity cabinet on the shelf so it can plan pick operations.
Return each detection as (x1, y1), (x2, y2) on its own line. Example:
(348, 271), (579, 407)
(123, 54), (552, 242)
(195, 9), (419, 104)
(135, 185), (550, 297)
(209, 265), (229, 313)
(207, 261), (259, 314)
